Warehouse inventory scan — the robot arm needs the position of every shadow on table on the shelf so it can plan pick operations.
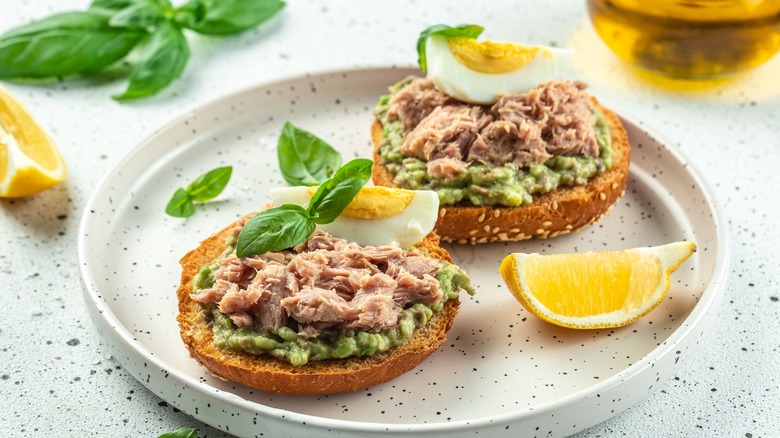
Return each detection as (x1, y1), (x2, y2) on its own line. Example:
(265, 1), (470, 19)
(1, 182), (74, 240)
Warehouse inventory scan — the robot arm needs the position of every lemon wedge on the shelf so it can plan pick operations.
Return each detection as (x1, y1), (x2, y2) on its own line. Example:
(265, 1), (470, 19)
(0, 85), (66, 198)
(499, 242), (697, 329)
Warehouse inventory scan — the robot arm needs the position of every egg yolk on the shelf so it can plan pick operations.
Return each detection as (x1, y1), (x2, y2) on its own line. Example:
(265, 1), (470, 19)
(447, 38), (548, 74)
(306, 186), (415, 219)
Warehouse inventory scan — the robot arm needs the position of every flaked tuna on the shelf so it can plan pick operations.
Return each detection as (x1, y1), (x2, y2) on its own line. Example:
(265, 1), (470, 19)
(491, 80), (598, 158)
(214, 255), (259, 287)
(192, 230), (444, 338)
(348, 294), (399, 332)
(281, 287), (359, 325)
(387, 254), (441, 278)
(191, 278), (235, 304)
(385, 78), (600, 177)
(219, 281), (261, 327)
(468, 119), (551, 167)
(251, 264), (290, 331)
(317, 267), (367, 300)
(386, 78), (456, 131)
(346, 274), (400, 331)
(400, 106), (490, 161)
(393, 272), (442, 307)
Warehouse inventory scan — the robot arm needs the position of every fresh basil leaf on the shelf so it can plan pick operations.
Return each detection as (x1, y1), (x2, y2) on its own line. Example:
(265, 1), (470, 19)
(307, 158), (372, 224)
(151, 0), (173, 7)
(186, 166), (232, 202)
(236, 205), (314, 257)
(416, 24), (483, 73)
(109, 0), (168, 32)
(89, 0), (137, 14)
(0, 12), (145, 79)
(175, 0), (285, 36)
(235, 159), (370, 256)
(277, 122), (342, 187)
(158, 428), (198, 438)
(171, 0), (206, 29)
(113, 20), (189, 100)
(165, 188), (195, 218)
(166, 166), (232, 217)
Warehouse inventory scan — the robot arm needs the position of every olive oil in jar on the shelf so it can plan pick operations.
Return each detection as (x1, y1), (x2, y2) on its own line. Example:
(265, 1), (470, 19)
(587, 0), (780, 78)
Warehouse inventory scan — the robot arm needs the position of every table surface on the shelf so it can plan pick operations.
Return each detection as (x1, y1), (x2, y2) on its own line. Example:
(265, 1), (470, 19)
(2, 1), (778, 437)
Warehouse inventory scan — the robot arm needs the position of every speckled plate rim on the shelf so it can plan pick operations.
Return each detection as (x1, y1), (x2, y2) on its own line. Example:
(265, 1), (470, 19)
(77, 66), (730, 435)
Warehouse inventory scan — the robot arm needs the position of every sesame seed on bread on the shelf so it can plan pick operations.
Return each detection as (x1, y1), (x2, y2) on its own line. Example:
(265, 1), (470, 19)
(371, 98), (630, 244)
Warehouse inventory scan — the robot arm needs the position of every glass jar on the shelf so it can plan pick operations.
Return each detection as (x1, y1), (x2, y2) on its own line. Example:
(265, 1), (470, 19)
(587, 0), (780, 78)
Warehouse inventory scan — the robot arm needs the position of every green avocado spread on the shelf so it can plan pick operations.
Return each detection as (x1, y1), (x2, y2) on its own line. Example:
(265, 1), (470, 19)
(374, 78), (613, 207)
(192, 237), (473, 366)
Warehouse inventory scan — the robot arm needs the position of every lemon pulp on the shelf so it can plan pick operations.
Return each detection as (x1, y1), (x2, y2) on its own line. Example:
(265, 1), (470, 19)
(0, 96), (59, 173)
(523, 251), (663, 317)
(0, 85), (66, 198)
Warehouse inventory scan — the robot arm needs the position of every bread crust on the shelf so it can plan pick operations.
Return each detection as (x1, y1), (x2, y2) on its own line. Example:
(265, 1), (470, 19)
(372, 98), (630, 244)
(176, 222), (460, 394)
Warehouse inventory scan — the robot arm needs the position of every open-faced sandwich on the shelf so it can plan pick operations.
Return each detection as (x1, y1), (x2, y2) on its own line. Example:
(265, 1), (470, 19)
(372, 25), (630, 244)
(176, 159), (472, 394)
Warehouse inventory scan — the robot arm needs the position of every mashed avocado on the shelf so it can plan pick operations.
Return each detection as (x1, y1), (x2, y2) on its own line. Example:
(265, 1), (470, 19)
(192, 243), (472, 366)
(374, 81), (613, 207)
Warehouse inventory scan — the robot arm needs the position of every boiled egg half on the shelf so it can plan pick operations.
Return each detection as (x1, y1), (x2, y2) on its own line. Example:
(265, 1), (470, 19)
(269, 186), (439, 248)
(425, 35), (573, 104)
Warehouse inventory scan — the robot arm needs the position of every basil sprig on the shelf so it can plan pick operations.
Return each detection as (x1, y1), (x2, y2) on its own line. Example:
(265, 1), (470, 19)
(277, 122), (342, 186)
(165, 165), (232, 218)
(0, 12), (145, 79)
(114, 20), (190, 100)
(307, 159), (372, 223)
(174, 0), (285, 36)
(107, 0), (169, 32)
(0, 0), (285, 100)
(416, 24), (484, 73)
(236, 158), (372, 257)
(158, 428), (198, 438)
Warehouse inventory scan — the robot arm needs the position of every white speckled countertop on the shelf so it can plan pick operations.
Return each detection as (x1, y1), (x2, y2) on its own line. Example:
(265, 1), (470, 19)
(1, 1), (778, 437)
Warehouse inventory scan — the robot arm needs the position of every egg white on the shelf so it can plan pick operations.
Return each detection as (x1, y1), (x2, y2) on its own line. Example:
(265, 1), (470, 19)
(426, 35), (574, 104)
(268, 187), (439, 248)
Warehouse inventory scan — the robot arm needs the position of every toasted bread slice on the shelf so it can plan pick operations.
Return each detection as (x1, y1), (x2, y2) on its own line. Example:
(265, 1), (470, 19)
(176, 222), (460, 394)
(371, 98), (630, 244)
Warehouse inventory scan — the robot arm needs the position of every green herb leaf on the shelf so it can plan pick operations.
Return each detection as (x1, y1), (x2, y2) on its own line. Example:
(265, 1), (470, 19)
(0, 12), (145, 79)
(175, 0), (285, 36)
(166, 165), (232, 218)
(307, 158), (372, 224)
(108, 0), (168, 32)
(171, 1), (206, 29)
(165, 188), (195, 218)
(235, 158), (371, 257)
(277, 122), (342, 187)
(416, 24), (484, 73)
(113, 20), (190, 100)
(158, 428), (198, 438)
(88, 0), (136, 14)
(236, 204), (314, 257)
(186, 165), (232, 202)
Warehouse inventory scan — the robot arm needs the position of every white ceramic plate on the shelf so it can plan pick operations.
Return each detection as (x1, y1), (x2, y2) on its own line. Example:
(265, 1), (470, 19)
(78, 67), (729, 437)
